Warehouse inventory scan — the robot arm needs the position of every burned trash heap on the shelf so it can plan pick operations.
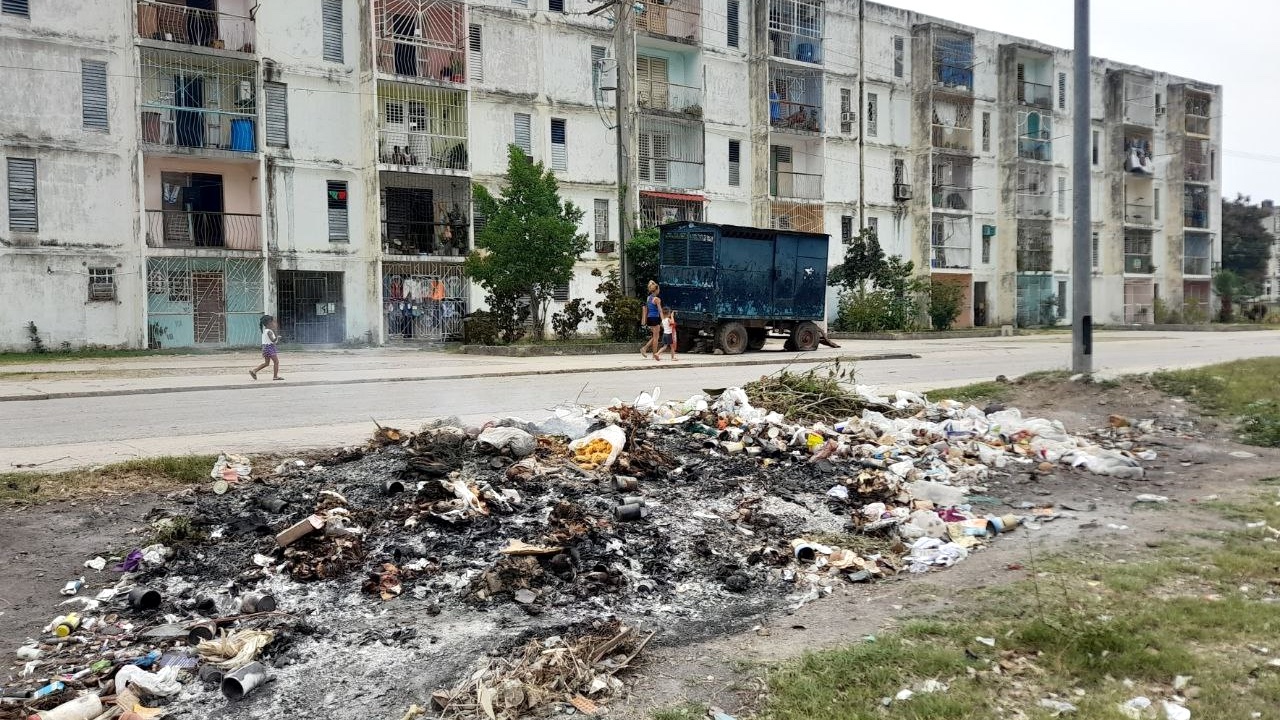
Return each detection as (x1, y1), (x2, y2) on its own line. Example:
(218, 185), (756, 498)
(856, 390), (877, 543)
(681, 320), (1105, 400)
(3, 373), (1162, 720)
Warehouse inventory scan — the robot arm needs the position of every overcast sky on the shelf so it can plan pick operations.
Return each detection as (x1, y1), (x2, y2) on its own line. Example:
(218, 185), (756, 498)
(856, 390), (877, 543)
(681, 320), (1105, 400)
(889, 0), (1278, 203)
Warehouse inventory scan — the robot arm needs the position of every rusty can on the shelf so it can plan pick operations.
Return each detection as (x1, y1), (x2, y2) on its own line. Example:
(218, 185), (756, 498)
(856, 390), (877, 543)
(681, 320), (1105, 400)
(383, 479), (406, 495)
(188, 621), (218, 645)
(128, 586), (162, 610)
(240, 593), (277, 614)
(614, 503), (646, 521)
(612, 476), (639, 492)
(620, 495), (646, 507)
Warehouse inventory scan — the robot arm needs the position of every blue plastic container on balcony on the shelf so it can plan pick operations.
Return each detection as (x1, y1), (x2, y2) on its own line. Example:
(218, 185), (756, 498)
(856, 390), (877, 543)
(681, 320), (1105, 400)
(230, 118), (256, 152)
(796, 43), (815, 63)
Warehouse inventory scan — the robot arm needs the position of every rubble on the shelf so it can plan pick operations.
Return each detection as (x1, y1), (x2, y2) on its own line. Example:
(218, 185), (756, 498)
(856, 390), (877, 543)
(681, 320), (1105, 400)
(0, 378), (1173, 719)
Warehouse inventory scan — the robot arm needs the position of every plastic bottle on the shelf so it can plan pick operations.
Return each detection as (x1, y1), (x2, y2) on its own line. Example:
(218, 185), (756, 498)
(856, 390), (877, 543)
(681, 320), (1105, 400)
(53, 613), (79, 638)
(26, 693), (102, 720)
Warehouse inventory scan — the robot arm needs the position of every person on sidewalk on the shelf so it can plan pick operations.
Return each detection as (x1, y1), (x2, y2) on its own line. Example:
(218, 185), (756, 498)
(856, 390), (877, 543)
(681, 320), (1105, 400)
(250, 315), (283, 381)
(640, 280), (664, 361)
(657, 307), (679, 362)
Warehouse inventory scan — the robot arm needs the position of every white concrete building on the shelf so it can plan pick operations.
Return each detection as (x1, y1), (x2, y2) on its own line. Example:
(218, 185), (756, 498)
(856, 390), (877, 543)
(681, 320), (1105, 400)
(0, 0), (1224, 350)
(1263, 200), (1279, 304)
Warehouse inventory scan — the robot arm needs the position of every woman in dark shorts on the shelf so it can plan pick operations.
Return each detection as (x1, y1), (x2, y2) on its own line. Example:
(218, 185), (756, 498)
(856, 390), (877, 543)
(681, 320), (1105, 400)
(639, 280), (664, 360)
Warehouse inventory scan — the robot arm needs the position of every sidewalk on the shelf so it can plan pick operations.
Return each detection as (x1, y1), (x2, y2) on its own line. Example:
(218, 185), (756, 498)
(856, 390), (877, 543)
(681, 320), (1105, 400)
(0, 344), (917, 401)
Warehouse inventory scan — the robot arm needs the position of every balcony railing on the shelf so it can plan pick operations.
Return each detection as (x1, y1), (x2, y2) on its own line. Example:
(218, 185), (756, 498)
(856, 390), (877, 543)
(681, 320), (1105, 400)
(1185, 160), (1210, 183)
(374, 0), (467, 84)
(1185, 114), (1210, 136)
(1125, 254), (1154, 274)
(933, 185), (972, 212)
(639, 81), (703, 118)
(378, 130), (468, 170)
(1183, 255), (1211, 276)
(1183, 210), (1210, 229)
(136, 0), (256, 54)
(1018, 136), (1052, 162)
(1017, 247), (1052, 273)
(932, 125), (973, 153)
(770, 170), (823, 200)
(1125, 202), (1155, 226)
(931, 244), (971, 270)
(770, 100), (822, 132)
(145, 210), (261, 251)
(1019, 81), (1053, 109)
(635, 0), (700, 42)
(140, 108), (257, 153)
(381, 220), (470, 256)
(1017, 193), (1053, 219)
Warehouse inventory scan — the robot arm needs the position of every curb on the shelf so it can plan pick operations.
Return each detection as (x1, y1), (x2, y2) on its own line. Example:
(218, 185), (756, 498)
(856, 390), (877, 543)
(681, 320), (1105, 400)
(0, 352), (919, 403)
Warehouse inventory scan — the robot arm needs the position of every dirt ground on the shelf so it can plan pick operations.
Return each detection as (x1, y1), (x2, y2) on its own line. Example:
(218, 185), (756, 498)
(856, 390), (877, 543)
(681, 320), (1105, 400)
(2, 377), (1278, 719)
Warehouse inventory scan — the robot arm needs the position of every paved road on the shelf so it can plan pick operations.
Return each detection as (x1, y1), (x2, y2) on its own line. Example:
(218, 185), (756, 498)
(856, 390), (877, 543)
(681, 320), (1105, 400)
(2, 331), (1276, 470)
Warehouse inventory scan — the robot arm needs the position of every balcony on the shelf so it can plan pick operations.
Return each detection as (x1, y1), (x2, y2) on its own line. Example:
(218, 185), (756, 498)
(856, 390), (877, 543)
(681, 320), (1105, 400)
(769, 68), (822, 133)
(139, 50), (258, 155)
(1183, 186), (1210, 229)
(146, 210), (261, 251)
(931, 215), (971, 270)
(1124, 202), (1155, 227)
(374, 0), (467, 84)
(768, 0), (823, 64)
(933, 32), (974, 92)
(1121, 74), (1155, 127)
(1123, 136), (1155, 175)
(639, 116), (705, 191)
(641, 192), (703, 228)
(635, 0), (700, 44)
(771, 201), (823, 233)
(771, 99), (821, 133)
(638, 79), (703, 119)
(1184, 232), (1212, 276)
(933, 98), (973, 154)
(136, 0), (256, 54)
(1124, 231), (1154, 274)
(933, 156), (972, 212)
(377, 83), (468, 172)
(1016, 224), (1052, 272)
(1017, 110), (1052, 162)
(380, 173), (471, 257)
(1185, 93), (1211, 136)
(1184, 138), (1211, 183)
(1017, 192), (1053, 219)
(770, 170), (822, 200)
(934, 185), (972, 212)
(1019, 81), (1053, 109)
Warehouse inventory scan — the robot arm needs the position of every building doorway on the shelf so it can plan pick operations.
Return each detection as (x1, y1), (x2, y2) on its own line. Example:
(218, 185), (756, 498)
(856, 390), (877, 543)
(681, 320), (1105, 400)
(192, 271), (226, 344)
(973, 281), (988, 326)
(278, 271), (345, 344)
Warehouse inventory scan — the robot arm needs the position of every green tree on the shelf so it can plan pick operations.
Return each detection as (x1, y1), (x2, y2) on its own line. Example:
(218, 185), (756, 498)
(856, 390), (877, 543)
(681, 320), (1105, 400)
(828, 227), (885, 294)
(466, 146), (589, 340)
(627, 227), (660, 297)
(1213, 269), (1247, 323)
(1221, 195), (1272, 289)
(928, 280), (964, 331)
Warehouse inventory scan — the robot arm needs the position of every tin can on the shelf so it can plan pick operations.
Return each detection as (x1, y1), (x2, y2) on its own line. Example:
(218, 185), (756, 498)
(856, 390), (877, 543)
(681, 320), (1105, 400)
(240, 593), (277, 613)
(188, 621), (218, 645)
(212, 480), (229, 495)
(614, 503), (646, 521)
(256, 496), (289, 514)
(383, 480), (406, 495)
(612, 476), (639, 492)
(620, 495), (646, 507)
(221, 661), (267, 700)
(128, 587), (162, 610)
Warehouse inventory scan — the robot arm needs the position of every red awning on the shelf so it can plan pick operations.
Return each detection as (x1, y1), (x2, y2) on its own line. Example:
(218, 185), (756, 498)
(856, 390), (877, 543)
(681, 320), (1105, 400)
(640, 191), (704, 203)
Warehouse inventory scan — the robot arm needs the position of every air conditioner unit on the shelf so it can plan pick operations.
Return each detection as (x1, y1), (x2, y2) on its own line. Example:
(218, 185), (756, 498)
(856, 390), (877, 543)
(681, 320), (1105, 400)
(594, 240), (616, 254)
(840, 111), (856, 125)
(893, 183), (912, 201)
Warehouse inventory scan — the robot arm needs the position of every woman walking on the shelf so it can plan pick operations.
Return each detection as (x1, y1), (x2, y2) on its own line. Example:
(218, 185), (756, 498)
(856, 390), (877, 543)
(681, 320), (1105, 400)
(639, 280), (664, 360)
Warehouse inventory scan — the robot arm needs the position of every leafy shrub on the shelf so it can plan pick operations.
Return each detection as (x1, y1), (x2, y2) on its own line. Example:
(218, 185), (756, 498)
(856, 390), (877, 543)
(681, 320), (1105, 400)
(463, 310), (500, 346)
(551, 298), (596, 340)
(928, 281), (964, 331)
(1240, 400), (1280, 447)
(593, 268), (645, 342)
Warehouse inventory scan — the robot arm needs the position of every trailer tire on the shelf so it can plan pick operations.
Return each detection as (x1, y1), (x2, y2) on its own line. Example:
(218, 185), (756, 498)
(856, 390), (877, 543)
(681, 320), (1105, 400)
(791, 321), (820, 352)
(716, 322), (748, 355)
(747, 328), (768, 351)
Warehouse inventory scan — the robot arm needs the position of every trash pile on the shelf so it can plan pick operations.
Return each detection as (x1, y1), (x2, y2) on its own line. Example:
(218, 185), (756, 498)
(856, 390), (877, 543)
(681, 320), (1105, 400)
(2, 378), (1167, 719)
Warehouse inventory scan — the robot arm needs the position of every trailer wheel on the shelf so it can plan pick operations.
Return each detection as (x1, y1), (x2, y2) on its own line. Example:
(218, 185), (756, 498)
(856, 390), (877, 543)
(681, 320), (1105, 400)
(716, 322), (748, 355)
(791, 321), (820, 352)
(747, 328), (768, 351)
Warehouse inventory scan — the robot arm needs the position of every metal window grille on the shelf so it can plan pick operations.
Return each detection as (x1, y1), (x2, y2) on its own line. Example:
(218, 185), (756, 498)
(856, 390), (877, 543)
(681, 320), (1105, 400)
(373, 0), (466, 81)
(981, 112), (991, 152)
(893, 35), (904, 78)
(88, 267), (116, 301)
(840, 215), (853, 244)
(138, 50), (257, 153)
(1057, 72), (1066, 109)
(726, 0), (739, 47)
(469, 25), (483, 83)
(728, 139), (740, 187)
(866, 93), (878, 136)
(839, 88), (853, 133)
(322, 0), (343, 62)
(6, 158), (37, 232)
(1091, 231), (1099, 270)
(2, 0), (28, 16)
(866, 216), (878, 239)
(514, 113), (532, 155)
(378, 82), (468, 169)
(1154, 187), (1160, 220)
(982, 237), (991, 264)
(594, 199), (609, 243)
(550, 118), (567, 170)
(81, 60), (109, 131)
(893, 158), (905, 185)
(327, 180), (349, 242)
(265, 82), (288, 147)
(1057, 176), (1066, 214)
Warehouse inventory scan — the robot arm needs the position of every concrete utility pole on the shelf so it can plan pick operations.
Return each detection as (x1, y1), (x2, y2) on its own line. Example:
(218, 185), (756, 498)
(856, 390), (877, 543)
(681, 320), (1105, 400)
(615, 1), (638, 297)
(1071, 0), (1093, 374)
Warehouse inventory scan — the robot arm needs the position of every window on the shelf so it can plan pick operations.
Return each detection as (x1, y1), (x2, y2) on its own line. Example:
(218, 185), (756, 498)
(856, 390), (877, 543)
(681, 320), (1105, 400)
(728, 139), (741, 187)
(893, 36), (904, 78)
(169, 271), (191, 303)
(87, 268), (116, 301)
(594, 199), (609, 243)
(591, 45), (606, 101)
(639, 132), (670, 183)
(6, 158), (37, 232)
(1091, 130), (1100, 165)
(1154, 188), (1160, 221)
(1155, 92), (1162, 111)
(840, 88), (853, 133)
(2, 0), (28, 17)
(866, 92), (878, 137)
(81, 60), (108, 132)
(1091, 231), (1099, 270)
(384, 101), (404, 126)
(981, 237), (991, 264)
(867, 216), (879, 239)
(841, 215), (853, 244)
(893, 158), (905, 184)
(1057, 72), (1066, 110)
(514, 113), (532, 156)
(981, 112), (991, 152)
(265, 82), (288, 147)
(726, 0), (740, 48)
(1057, 281), (1067, 318)
(512, 0), (528, 7)
(321, 0), (343, 62)
(327, 180), (349, 242)
(551, 282), (570, 302)
(549, 0), (564, 11)
(1210, 150), (1216, 180)
(469, 25), (483, 83)
(550, 118), (567, 170)
(1057, 176), (1066, 215)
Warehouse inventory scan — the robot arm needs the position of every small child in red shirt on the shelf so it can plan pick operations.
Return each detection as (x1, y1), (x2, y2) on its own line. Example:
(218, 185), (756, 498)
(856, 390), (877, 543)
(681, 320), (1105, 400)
(658, 307), (678, 361)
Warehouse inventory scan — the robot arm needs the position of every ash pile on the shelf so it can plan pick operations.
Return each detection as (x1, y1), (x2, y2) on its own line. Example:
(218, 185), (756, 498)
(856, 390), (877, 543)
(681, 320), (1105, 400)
(3, 369), (1166, 720)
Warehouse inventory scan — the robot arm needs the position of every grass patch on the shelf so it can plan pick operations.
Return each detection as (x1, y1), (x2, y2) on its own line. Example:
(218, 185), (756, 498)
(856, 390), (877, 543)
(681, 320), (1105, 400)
(0, 455), (218, 504)
(925, 381), (1014, 404)
(652, 703), (707, 720)
(1151, 358), (1280, 446)
(753, 489), (1280, 720)
(0, 348), (204, 365)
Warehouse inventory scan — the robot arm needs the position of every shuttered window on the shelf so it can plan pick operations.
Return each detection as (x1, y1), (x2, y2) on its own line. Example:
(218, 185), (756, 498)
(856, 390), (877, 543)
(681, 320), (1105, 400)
(636, 55), (669, 110)
(550, 118), (567, 170)
(512, 0), (528, 8)
(81, 60), (109, 132)
(7, 158), (37, 233)
(549, 0), (564, 11)
(321, 0), (343, 63)
(327, 180), (349, 242)
(514, 113), (532, 156)
(468, 25), (483, 83)
(551, 282), (570, 302)
(726, 0), (740, 48)
(265, 82), (289, 147)
(728, 139), (741, 187)
(2, 0), (29, 17)
(841, 216), (853, 244)
(893, 36), (904, 77)
(591, 45), (606, 102)
(1058, 72), (1067, 110)
(639, 133), (669, 184)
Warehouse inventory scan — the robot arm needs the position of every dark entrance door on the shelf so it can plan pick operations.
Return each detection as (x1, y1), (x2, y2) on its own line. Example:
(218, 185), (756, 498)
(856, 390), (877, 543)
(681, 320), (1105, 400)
(192, 271), (226, 344)
(187, 173), (224, 247)
(384, 187), (434, 254)
(392, 14), (418, 76)
(974, 281), (988, 326)
(278, 271), (345, 344)
(174, 74), (205, 148)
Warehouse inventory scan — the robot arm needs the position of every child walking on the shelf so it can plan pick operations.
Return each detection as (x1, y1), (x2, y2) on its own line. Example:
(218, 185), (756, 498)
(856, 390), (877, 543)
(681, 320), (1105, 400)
(657, 307), (678, 361)
(250, 315), (283, 381)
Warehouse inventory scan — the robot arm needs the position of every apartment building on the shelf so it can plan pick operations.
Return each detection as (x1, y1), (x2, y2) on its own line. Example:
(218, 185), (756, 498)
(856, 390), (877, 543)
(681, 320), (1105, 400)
(1264, 200), (1279, 304)
(0, 0), (1223, 350)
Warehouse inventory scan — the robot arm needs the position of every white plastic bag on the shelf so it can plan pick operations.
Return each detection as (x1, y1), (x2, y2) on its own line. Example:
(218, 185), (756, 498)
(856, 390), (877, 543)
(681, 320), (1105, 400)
(536, 407), (594, 440)
(477, 426), (536, 458)
(569, 425), (627, 469)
